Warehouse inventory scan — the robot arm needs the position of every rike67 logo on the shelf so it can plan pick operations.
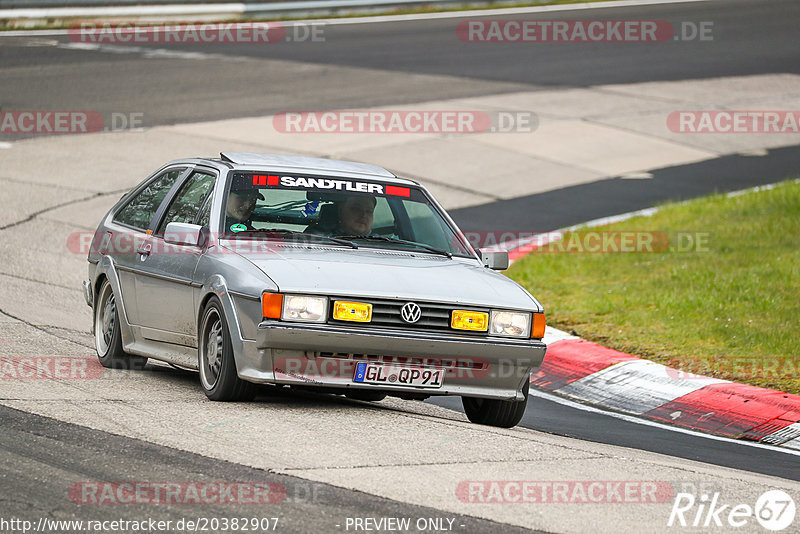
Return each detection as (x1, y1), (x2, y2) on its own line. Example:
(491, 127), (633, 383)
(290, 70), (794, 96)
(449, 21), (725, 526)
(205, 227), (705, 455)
(668, 490), (796, 531)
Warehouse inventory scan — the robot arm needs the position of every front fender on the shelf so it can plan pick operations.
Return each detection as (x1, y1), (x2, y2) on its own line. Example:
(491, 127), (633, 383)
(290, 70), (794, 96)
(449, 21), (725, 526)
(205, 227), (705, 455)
(91, 256), (137, 352)
(198, 275), (265, 380)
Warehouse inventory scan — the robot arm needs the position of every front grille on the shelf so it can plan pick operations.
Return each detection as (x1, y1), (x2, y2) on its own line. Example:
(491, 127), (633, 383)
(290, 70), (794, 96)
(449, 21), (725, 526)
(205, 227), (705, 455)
(329, 296), (488, 334)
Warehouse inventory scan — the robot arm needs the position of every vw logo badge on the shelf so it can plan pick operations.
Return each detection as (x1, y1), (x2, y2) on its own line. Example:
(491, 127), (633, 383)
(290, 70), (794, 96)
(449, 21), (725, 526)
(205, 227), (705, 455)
(400, 302), (422, 324)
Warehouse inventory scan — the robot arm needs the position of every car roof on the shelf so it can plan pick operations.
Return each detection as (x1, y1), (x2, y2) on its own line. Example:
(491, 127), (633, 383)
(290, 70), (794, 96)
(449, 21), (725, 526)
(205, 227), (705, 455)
(219, 152), (421, 184)
(166, 153), (419, 185)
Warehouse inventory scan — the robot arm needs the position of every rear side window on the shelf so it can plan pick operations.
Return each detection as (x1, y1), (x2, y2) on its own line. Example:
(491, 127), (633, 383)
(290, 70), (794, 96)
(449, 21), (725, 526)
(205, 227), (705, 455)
(114, 168), (185, 231)
(156, 171), (216, 234)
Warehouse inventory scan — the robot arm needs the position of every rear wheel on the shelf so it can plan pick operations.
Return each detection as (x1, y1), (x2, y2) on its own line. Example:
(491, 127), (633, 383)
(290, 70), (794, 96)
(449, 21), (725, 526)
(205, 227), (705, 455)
(94, 279), (147, 370)
(198, 296), (255, 401)
(462, 380), (529, 428)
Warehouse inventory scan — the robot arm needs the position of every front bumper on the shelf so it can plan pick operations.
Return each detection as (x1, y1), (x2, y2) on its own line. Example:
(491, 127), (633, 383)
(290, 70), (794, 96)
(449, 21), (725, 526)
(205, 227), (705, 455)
(237, 321), (546, 400)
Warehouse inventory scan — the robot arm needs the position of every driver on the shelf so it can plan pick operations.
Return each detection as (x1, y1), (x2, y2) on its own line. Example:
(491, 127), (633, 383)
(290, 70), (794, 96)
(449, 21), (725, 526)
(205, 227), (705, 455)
(336, 195), (375, 235)
(305, 194), (376, 236)
(226, 186), (263, 231)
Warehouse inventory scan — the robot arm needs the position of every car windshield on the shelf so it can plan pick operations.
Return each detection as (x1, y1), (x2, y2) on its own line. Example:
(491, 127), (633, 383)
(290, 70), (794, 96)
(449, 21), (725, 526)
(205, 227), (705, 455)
(222, 172), (473, 257)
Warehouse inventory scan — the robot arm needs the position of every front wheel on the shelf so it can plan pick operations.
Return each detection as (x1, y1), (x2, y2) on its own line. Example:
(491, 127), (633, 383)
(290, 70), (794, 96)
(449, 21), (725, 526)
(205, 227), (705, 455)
(198, 296), (255, 401)
(462, 380), (529, 428)
(94, 279), (147, 370)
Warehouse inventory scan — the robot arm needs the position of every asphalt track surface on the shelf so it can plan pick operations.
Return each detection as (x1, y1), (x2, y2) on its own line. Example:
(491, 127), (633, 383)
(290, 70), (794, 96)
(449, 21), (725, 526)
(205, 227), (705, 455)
(0, 403), (536, 534)
(1, 0), (799, 131)
(2, 0), (800, 530)
(429, 394), (800, 482)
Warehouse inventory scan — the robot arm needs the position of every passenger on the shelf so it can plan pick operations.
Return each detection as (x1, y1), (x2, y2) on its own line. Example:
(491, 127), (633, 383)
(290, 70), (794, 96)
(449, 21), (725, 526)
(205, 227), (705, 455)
(225, 187), (263, 231)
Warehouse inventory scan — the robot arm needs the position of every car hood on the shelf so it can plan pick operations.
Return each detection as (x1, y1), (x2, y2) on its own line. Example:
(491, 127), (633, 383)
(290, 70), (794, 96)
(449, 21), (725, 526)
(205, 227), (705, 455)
(229, 243), (540, 311)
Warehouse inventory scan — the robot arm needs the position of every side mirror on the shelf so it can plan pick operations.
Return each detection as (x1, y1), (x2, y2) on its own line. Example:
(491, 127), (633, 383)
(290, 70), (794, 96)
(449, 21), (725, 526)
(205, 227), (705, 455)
(480, 249), (509, 270)
(164, 222), (204, 247)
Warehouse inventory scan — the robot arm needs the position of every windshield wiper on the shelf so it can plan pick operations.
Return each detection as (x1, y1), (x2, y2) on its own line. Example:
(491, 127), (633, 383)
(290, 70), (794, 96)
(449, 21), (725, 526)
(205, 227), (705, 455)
(339, 235), (452, 258)
(242, 228), (359, 249)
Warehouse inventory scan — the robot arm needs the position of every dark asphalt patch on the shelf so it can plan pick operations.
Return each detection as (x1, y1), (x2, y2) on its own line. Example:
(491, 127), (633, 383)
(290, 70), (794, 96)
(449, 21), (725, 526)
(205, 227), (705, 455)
(449, 144), (800, 233)
(0, 404), (539, 534)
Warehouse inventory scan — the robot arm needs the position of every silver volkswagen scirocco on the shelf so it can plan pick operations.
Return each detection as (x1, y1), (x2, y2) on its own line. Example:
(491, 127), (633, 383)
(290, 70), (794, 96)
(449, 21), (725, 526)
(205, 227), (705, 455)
(84, 153), (546, 427)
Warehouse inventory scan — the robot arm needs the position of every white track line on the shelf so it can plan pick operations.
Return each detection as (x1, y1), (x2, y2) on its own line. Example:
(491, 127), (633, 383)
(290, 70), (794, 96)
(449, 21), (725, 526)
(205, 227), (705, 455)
(529, 388), (800, 456)
(504, 178), (800, 265)
(0, 0), (713, 37)
(290, 0), (714, 26)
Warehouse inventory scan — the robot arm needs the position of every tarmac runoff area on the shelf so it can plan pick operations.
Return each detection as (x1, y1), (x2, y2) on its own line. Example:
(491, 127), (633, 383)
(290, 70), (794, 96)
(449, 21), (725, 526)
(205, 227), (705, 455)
(1, 73), (800, 532)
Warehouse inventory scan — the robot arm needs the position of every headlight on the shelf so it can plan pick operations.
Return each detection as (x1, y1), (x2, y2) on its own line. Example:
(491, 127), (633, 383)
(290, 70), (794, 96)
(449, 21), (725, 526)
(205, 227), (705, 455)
(282, 295), (328, 323)
(490, 310), (531, 337)
(451, 310), (489, 331)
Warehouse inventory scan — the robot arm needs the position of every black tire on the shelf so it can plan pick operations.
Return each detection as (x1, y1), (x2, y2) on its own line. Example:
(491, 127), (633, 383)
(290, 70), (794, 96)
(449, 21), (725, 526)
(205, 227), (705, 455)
(462, 380), (529, 428)
(198, 296), (256, 401)
(345, 389), (387, 402)
(94, 279), (147, 370)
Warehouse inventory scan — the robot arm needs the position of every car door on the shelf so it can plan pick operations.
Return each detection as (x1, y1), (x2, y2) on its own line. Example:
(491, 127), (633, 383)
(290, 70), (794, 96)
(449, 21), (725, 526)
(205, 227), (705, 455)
(109, 166), (189, 326)
(132, 169), (217, 346)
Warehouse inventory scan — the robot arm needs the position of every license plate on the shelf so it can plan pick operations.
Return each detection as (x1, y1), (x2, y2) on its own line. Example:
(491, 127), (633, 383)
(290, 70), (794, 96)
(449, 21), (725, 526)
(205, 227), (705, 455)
(353, 362), (443, 388)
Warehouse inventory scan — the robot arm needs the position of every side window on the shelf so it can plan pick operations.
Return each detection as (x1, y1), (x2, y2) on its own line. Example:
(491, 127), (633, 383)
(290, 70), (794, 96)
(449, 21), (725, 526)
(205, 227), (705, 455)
(157, 172), (216, 235)
(114, 168), (185, 231)
(405, 200), (451, 249)
(196, 193), (213, 228)
(372, 197), (394, 230)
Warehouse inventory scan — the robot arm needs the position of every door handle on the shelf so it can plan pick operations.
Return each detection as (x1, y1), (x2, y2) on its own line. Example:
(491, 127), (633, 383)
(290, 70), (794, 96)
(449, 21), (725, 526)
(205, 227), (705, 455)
(137, 243), (151, 258)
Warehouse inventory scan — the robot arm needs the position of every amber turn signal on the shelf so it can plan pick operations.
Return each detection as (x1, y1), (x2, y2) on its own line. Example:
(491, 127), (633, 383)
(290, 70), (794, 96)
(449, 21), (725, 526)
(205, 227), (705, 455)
(531, 313), (546, 339)
(262, 292), (284, 319)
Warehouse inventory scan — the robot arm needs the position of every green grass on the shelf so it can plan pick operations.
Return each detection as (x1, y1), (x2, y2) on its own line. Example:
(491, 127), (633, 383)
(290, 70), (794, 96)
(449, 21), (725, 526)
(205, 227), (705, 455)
(509, 179), (800, 394)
